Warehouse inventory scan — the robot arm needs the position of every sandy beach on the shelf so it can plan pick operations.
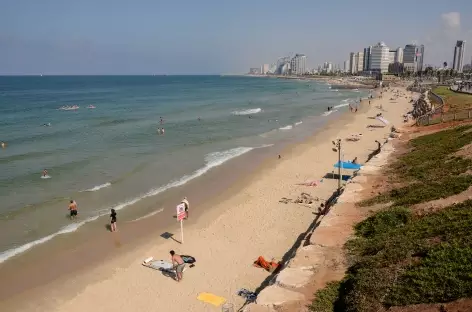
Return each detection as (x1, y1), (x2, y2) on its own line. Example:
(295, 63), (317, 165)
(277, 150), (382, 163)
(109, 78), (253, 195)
(0, 86), (414, 312)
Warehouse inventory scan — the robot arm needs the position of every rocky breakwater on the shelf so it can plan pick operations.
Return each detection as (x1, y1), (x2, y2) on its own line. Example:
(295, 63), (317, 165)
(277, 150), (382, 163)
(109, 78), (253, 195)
(243, 141), (397, 312)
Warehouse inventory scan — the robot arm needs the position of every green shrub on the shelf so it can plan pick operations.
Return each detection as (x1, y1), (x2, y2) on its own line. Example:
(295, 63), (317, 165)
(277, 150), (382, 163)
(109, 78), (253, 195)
(354, 206), (411, 238)
(309, 281), (342, 312)
(340, 201), (472, 311)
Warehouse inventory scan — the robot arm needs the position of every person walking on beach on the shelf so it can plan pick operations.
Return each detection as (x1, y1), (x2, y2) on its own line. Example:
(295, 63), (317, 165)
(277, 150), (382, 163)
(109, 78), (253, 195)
(181, 197), (189, 219)
(170, 250), (185, 282)
(68, 200), (78, 219)
(110, 209), (117, 232)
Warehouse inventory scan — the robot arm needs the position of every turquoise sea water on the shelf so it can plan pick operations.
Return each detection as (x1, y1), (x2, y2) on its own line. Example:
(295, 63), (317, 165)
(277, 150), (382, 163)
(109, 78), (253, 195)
(0, 75), (366, 263)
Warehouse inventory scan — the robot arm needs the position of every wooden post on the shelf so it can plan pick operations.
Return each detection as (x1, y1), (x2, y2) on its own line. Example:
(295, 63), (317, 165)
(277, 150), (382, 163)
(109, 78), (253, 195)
(180, 220), (184, 244)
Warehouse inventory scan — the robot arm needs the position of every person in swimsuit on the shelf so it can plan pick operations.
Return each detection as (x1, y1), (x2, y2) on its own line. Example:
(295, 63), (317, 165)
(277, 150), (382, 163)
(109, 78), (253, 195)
(170, 250), (185, 282)
(1, 141), (5, 149)
(68, 200), (78, 219)
(110, 208), (117, 232)
(42, 169), (48, 177)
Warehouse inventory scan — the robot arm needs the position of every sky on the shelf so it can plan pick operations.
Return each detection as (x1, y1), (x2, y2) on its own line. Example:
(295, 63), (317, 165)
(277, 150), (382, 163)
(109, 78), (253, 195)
(1, 0), (472, 75)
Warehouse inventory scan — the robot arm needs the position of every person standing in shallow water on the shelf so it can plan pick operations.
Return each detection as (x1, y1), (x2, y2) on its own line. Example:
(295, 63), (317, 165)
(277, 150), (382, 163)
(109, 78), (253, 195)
(110, 209), (117, 232)
(68, 200), (78, 219)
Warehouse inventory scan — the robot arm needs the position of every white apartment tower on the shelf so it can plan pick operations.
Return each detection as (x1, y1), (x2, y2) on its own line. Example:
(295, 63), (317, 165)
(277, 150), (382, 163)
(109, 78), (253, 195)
(356, 52), (364, 73)
(261, 64), (269, 75)
(344, 59), (350, 73)
(290, 54), (307, 75)
(453, 40), (466, 73)
(370, 42), (390, 73)
(395, 47), (404, 63)
(349, 52), (357, 74)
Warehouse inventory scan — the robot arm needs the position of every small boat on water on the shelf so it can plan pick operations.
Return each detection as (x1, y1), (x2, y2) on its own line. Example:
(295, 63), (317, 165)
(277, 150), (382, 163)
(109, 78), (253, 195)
(87, 105), (96, 109)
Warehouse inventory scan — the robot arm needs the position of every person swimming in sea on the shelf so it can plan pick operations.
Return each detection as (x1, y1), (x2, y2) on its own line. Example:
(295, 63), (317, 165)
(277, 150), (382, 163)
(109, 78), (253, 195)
(42, 169), (48, 177)
(161, 128), (165, 135)
(1, 141), (5, 149)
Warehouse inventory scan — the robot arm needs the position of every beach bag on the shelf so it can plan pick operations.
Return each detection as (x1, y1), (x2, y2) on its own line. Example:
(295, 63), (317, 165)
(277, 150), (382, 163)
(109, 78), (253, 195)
(181, 255), (196, 264)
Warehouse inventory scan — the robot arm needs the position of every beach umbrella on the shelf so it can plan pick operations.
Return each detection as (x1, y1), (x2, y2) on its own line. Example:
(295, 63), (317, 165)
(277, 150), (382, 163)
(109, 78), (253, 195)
(333, 161), (362, 170)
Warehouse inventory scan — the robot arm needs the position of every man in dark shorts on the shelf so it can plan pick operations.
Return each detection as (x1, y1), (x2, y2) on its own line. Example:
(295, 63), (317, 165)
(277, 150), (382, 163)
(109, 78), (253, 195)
(170, 250), (185, 282)
(69, 200), (78, 219)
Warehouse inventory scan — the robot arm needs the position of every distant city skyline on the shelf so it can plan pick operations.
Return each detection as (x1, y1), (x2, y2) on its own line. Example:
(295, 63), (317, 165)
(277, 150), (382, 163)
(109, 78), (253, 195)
(1, 0), (472, 75)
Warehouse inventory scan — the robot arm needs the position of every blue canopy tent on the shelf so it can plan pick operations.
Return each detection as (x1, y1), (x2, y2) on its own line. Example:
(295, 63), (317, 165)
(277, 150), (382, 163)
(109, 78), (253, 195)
(333, 161), (362, 170)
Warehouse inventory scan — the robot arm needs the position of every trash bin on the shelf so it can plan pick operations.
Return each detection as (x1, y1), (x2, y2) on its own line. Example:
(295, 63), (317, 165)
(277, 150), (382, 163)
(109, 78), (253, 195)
(222, 303), (234, 312)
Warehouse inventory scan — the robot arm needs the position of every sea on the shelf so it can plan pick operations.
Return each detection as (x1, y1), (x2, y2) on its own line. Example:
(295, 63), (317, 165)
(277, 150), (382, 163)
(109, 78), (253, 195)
(0, 75), (367, 264)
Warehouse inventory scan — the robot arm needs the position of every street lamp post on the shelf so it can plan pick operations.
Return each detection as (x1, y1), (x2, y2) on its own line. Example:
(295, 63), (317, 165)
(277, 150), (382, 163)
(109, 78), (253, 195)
(332, 139), (342, 191)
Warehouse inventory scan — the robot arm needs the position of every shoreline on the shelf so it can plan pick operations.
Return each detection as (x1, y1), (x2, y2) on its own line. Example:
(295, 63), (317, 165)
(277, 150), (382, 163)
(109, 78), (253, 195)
(0, 86), (411, 312)
(245, 74), (377, 89)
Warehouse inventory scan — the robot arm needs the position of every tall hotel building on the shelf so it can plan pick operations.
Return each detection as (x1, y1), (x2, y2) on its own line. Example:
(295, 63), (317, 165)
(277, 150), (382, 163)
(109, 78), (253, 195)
(453, 40), (466, 73)
(370, 42), (390, 73)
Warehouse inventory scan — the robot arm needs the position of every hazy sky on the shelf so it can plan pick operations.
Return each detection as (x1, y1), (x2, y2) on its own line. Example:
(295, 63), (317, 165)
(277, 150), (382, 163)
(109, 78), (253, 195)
(1, 0), (472, 75)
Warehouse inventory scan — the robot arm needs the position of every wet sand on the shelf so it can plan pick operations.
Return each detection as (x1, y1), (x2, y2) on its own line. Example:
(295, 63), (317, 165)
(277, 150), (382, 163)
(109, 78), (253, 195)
(0, 86), (413, 312)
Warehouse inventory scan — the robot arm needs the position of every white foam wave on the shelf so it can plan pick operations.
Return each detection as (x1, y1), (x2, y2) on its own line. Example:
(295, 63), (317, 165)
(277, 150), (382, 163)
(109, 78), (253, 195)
(279, 125), (293, 130)
(130, 208), (165, 222)
(0, 145), (270, 264)
(294, 121), (303, 126)
(232, 108), (262, 115)
(322, 109), (339, 117)
(334, 103), (349, 109)
(82, 182), (111, 192)
(0, 215), (99, 264)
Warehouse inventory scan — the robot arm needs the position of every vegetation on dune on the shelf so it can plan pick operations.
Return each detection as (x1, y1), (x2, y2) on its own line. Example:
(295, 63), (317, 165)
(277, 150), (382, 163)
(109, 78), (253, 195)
(358, 125), (472, 207)
(433, 86), (472, 111)
(309, 281), (343, 312)
(310, 125), (472, 312)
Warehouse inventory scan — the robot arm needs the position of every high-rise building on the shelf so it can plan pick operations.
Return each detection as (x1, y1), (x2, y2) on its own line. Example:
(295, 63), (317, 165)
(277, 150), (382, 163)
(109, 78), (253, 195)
(395, 47), (404, 63)
(403, 44), (424, 73)
(349, 52), (357, 74)
(327, 62), (333, 73)
(356, 52), (364, 73)
(290, 54), (307, 75)
(388, 50), (396, 64)
(261, 64), (270, 75)
(344, 59), (350, 73)
(417, 45), (424, 72)
(363, 46), (372, 71)
(370, 42), (390, 73)
(453, 40), (466, 73)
